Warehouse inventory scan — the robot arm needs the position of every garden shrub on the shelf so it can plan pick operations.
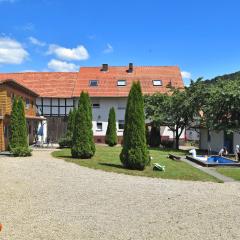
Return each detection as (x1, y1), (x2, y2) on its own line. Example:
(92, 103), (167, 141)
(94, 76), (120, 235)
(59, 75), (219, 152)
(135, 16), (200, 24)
(58, 137), (72, 148)
(161, 140), (174, 148)
(11, 147), (32, 157)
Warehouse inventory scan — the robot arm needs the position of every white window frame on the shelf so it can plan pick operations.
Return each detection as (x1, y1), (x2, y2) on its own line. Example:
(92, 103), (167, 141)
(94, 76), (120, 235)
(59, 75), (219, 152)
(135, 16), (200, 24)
(118, 120), (124, 131)
(96, 122), (103, 131)
(152, 80), (163, 86)
(117, 80), (126, 86)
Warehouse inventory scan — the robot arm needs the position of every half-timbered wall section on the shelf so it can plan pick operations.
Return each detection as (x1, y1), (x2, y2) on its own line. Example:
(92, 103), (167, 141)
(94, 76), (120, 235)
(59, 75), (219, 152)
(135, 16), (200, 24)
(36, 98), (75, 117)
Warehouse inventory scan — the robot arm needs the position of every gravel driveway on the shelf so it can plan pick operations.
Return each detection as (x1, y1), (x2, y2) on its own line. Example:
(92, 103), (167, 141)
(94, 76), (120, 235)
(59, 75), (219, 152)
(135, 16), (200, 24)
(1, 150), (240, 240)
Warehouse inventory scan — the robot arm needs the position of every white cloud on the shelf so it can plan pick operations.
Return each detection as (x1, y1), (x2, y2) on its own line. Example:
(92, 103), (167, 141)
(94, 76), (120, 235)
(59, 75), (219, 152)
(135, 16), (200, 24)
(103, 43), (113, 54)
(29, 36), (46, 47)
(47, 59), (79, 72)
(21, 69), (37, 72)
(181, 71), (192, 79)
(0, 37), (28, 64)
(47, 44), (89, 61)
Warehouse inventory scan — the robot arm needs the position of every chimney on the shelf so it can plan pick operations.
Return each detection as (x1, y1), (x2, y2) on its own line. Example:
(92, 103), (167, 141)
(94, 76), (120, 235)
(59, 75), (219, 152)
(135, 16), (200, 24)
(128, 63), (133, 73)
(101, 64), (108, 72)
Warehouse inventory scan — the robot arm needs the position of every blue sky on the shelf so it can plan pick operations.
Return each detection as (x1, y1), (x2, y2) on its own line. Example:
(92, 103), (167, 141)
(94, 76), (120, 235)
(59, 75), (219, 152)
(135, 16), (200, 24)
(0, 0), (240, 84)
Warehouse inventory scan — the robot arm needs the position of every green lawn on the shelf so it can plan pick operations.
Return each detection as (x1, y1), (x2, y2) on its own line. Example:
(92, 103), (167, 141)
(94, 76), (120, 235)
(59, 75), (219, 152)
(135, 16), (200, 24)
(216, 168), (240, 181)
(52, 145), (220, 182)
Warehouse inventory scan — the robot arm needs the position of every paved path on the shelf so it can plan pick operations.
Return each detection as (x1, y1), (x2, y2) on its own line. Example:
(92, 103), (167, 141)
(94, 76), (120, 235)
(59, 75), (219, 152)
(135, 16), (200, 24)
(181, 157), (235, 182)
(1, 150), (240, 240)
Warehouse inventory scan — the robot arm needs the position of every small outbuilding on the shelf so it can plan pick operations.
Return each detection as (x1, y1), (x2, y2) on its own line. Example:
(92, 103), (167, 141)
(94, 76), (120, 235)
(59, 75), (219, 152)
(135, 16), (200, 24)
(200, 128), (240, 154)
(0, 79), (43, 151)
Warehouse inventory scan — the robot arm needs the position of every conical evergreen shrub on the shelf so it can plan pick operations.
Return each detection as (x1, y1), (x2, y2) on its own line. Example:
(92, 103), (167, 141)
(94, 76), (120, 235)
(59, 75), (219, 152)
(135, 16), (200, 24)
(9, 97), (31, 156)
(149, 125), (161, 147)
(145, 125), (150, 146)
(59, 108), (77, 148)
(71, 92), (95, 158)
(105, 107), (117, 146)
(17, 98), (29, 148)
(67, 108), (77, 139)
(120, 82), (149, 170)
(66, 108), (74, 138)
(9, 97), (19, 150)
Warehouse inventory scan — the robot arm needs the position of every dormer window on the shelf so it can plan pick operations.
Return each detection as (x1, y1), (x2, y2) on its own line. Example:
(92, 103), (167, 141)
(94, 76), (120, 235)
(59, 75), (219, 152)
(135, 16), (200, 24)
(152, 80), (162, 86)
(117, 80), (126, 86)
(89, 80), (99, 87)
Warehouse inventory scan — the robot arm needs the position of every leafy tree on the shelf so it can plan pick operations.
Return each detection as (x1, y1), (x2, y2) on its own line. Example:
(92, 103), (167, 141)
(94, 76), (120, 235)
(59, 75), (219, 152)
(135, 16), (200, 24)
(145, 86), (198, 149)
(144, 93), (167, 126)
(149, 124), (161, 147)
(105, 107), (117, 146)
(71, 92), (95, 158)
(120, 82), (149, 170)
(9, 97), (19, 150)
(202, 79), (240, 132)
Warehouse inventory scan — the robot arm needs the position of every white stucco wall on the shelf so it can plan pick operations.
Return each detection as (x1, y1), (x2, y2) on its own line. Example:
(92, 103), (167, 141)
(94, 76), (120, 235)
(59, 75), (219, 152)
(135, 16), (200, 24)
(233, 132), (240, 152)
(160, 126), (185, 140)
(200, 129), (208, 150)
(37, 96), (186, 140)
(186, 129), (199, 141)
(91, 97), (127, 136)
(200, 129), (224, 152)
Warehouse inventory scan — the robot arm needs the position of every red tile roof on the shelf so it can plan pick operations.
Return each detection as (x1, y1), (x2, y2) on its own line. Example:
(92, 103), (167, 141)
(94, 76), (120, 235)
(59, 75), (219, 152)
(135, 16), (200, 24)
(73, 66), (183, 97)
(0, 72), (78, 98)
(0, 79), (39, 97)
(0, 65), (183, 98)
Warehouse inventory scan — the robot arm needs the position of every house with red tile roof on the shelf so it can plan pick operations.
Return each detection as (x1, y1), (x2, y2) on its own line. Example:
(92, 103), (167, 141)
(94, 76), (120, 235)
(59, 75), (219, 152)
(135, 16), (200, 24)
(0, 63), (184, 143)
(0, 79), (42, 151)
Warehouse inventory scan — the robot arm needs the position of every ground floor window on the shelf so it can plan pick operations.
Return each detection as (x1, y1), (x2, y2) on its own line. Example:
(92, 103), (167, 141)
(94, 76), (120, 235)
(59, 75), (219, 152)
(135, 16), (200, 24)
(96, 122), (103, 131)
(118, 120), (124, 131)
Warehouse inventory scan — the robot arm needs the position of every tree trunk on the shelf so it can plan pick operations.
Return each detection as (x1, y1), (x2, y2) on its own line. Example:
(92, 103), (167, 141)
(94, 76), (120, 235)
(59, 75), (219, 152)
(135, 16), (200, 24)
(175, 135), (180, 150)
(175, 126), (180, 150)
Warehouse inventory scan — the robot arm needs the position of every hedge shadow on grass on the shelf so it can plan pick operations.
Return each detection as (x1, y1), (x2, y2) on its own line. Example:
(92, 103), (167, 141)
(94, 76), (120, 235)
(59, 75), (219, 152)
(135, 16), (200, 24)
(99, 162), (124, 169)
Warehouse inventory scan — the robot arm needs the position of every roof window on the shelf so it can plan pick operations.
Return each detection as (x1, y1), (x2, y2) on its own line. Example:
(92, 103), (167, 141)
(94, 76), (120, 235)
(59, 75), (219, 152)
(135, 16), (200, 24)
(152, 80), (162, 86)
(89, 80), (99, 87)
(117, 80), (126, 86)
